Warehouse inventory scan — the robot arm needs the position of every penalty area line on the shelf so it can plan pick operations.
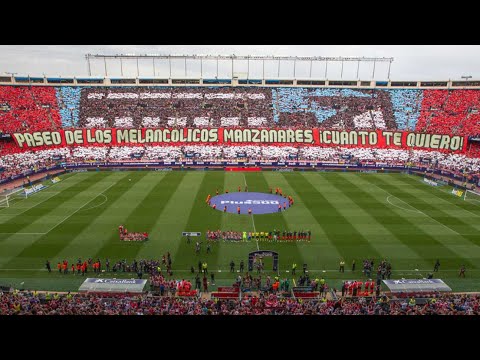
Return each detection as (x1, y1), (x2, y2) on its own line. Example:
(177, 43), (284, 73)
(371, 182), (463, 237)
(43, 182), (117, 235)
(0, 233), (46, 235)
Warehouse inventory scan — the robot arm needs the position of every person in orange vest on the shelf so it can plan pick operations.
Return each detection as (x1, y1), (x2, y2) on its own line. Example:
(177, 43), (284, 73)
(81, 263), (86, 276)
(248, 208), (252, 215)
(283, 202), (287, 210)
(269, 187), (272, 194)
(212, 203), (216, 210)
(216, 189), (219, 195)
(237, 206), (241, 214)
(71, 264), (75, 275)
(278, 204), (282, 212)
(83, 261), (88, 274)
(223, 205), (227, 212)
(275, 188), (279, 195)
(57, 262), (62, 273)
(245, 185), (248, 192)
(62, 262), (68, 274)
(238, 185), (241, 192)
(76, 263), (81, 275)
(225, 189), (229, 193)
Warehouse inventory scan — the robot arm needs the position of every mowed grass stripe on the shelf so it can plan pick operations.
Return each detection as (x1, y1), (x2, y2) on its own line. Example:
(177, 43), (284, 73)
(379, 175), (479, 236)
(377, 174), (480, 240)
(136, 171), (206, 263)
(363, 174), (480, 268)
(217, 172), (258, 269)
(291, 172), (382, 261)
(402, 174), (480, 219)
(1, 172), (127, 269)
(263, 171), (342, 268)
(0, 172), (107, 240)
(334, 173), (449, 269)
(320, 173), (424, 264)
(173, 171), (226, 271)
(51, 172), (164, 266)
(393, 175), (480, 229)
(0, 173), (79, 219)
(93, 171), (187, 261)
(305, 172), (406, 264)
(247, 172), (306, 270)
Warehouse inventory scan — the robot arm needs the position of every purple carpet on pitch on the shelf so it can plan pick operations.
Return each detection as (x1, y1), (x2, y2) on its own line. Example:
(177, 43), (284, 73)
(209, 192), (288, 215)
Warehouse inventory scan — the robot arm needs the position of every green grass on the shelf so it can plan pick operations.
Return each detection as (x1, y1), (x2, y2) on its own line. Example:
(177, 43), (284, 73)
(1, 169), (480, 293)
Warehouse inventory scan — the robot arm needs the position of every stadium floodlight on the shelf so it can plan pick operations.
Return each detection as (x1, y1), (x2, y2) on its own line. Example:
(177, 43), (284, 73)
(462, 75), (472, 81)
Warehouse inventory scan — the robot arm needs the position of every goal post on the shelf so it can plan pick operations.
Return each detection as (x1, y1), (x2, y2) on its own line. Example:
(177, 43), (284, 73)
(0, 187), (28, 208)
(464, 189), (480, 204)
(0, 194), (9, 208)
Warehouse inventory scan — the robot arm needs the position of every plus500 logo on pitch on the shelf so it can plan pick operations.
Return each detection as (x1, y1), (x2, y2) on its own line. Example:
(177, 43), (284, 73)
(210, 192), (287, 214)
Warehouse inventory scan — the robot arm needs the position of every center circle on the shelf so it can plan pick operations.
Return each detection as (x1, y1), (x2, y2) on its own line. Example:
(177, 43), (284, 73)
(209, 192), (289, 214)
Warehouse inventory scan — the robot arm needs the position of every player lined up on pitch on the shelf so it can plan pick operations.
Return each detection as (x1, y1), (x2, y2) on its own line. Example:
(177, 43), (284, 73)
(204, 229), (311, 242)
(118, 225), (149, 242)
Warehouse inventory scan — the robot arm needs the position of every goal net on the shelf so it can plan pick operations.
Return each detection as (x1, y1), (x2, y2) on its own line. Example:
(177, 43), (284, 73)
(0, 188), (28, 208)
(464, 189), (480, 204)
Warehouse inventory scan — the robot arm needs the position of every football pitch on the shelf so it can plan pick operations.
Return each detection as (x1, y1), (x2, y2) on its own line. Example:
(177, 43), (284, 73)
(0, 170), (480, 293)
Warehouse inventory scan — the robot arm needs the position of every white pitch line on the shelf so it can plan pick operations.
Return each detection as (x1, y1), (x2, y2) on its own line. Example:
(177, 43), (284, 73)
(0, 233), (46, 235)
(370, 182), (463, 236)
(0, 173), (78, 215)
(386, 195), (422, 213)
(243, 174), (259, 250)
(43, 182), (117, 234)
(412, 176), (480, 217)
(79, 194), (108, 212)
(0, 191), (61, 219)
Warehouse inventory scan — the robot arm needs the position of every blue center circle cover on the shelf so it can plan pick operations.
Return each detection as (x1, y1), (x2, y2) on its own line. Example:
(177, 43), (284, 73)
(209, 192), (289, 214)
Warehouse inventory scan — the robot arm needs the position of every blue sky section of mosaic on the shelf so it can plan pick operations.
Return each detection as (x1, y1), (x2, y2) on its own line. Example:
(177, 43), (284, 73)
(387, 89), (423, 130)
(272, 88), (374, 124)
(56, 87), (82, 127)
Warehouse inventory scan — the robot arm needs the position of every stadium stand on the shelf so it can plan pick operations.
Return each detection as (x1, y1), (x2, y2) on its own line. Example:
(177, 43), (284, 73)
(1, 86), (480, 133)
(1, 85), (480, 183)
(1, 290), (479, 315)
(0, 86), (62, 133)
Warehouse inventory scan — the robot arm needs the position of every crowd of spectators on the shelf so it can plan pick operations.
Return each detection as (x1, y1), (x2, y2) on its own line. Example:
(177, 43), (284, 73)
(78, 87), (274, 128)
(0, 86), (62, 134)
(2, 86), (480, 134)
(416, 90), (480, 136)
(1, 290), (479, 315)
(2, 144), (480, 181)
(2, 86), (480, 181)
